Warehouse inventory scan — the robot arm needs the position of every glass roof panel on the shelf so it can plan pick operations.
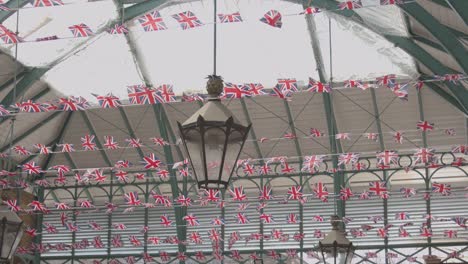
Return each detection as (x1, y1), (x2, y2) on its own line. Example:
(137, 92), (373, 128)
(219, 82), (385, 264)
(133, 0), (319, 93)
(314, 12), (417, 81)
(1, 0), (118, 66)
(43, 33), (143, 100)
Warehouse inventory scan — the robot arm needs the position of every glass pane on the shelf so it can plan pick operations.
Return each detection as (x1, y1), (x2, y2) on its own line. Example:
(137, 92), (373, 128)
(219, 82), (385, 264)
(1, 0), (118, 66)
(220, 130), (243, 184)
(204, 127), (226, 188)
(184, 128), (204, 184)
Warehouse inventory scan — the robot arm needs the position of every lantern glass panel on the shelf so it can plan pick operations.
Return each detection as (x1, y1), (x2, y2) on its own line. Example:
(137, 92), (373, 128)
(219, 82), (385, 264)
(220, 130), (243, 183)
(184, 128), (205, 184)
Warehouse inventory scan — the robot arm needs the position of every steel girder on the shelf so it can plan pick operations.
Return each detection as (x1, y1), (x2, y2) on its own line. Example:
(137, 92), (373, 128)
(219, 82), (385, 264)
(399, 2), (468, 74)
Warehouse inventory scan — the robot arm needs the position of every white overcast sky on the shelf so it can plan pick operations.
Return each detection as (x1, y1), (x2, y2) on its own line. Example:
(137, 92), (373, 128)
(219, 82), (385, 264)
(1, 0), (415, 101)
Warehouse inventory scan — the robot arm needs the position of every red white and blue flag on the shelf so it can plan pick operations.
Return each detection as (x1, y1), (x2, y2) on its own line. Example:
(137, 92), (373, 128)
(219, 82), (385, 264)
(138, 11), (167, 31)
(157, 84), (176, 102)
(307, 78), (331, 93)
(229, 186), (247, 201)
(81, 135), (97, 150)
(124, 192), (141, 206)
(244, 83), (266, 95)
(277, 79), (298, 95)
(68, 24), (93, 37)
(338, 0), (363, 9)
(93, 93), (121, 108)
(0, 24), (21, 44)
(172, 11), (203, 30)
(108, 24), (128, 34)
(218, 12), (243, 23)
(417, 121), (434, 132)
(32, 0), (63, 7)
(260, 10), (282, 28)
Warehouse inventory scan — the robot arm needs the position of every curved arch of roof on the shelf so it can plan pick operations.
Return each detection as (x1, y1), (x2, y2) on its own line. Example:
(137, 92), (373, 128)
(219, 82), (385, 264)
(0, 0), (466, 115)
(0, 0), (467, 171)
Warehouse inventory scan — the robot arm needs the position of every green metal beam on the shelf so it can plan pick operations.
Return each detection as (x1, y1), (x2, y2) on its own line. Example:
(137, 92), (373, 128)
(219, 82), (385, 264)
(0, 0), (30, 22)
(399, 2), (468, 73)
(153, 103), (186, 255)
(386, 35), (468, 112)
(0, 70), (27, 93)
(424, 82), (466, 115)
(428, 0), (468, 27)
(0, 67), (50, 107)
(0, 111), (62, 153)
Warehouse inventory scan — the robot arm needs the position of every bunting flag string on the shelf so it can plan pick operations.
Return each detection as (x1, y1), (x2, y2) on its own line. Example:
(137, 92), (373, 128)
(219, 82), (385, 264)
(0, 121), (462, 160)
(0, 74), (466, 119)
(1, 143), (466, 179)
(1, 0), (420, 45)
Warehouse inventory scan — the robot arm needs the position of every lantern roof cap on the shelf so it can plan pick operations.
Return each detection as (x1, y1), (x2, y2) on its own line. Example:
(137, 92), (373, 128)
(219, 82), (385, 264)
(0, 205), (22, 224)
(181, 99), (244, 127)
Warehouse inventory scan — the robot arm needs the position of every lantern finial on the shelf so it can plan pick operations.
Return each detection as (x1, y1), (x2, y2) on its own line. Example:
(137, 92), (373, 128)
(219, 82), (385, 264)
(206, 75), (223, 99)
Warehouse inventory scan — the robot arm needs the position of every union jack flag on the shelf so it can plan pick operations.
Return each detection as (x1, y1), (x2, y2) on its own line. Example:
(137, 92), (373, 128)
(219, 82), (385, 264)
(107, 23), (128, 34)
(231, 250), (243, 260)
(223, 83), (250, 98)
(151, 137), (168, 146)
(204, 189), (220, 202)
(270, 86), (290, 100)
(124, 191), (141, 206)
(451, 216), (467, 228)
(32, 0), (63, 7)
(390, 82), (409, 100)
(218, 12), (243, 23)
(229, 186), (247, 201)
(444, 229), (457, 238)
(413, 148), (435, 164)
(340, 186), (354, 200)
(366, 132), (379, 141)
(417, 120), (434, 132)
(0, 105), (10, 116)
(344, 79), (363, 89)
(369, 181), (388, 197)
(157, 84), (176, 102)
(103, 136), (119, 149)
(58, 97), (84, 111)
(381, 0), (405, 5)
(336, 133), (350, 140)
(399, 227), (410, 237)
(57, 143), (74, 153)
(277, 78), (298, 95)
(451, 144), (467, 155)
(420, 227), (432, 237)
(376, 74), (396, 86)
(302, 155), (325, 172)
(176, 195), (192, 206)
(400, 187), (416, 198)
(80, 135), (97, 150)
(307, 78), (331, 93)
(208, 228), (222, 242)
(141, 153), (161, 169)
(211, 216), (224, 226)
(244, 83), (266, 95)
(313, 182), (329, 202)
(65, 222), (79, 232)
(114, 170), (128, 182)
(310, 128), (324, 137)
(128, 235), (141, 246)
(22, 161), (42, 175)
(432, 182), (451, 195)
(0, 24), (21, 44)
(4, 200), (20, 212)
(445, 128), (456, 136)
(395, 212), (410, 220)
(376, 150), (399, 166)
(259, 185), (273, 200)
(286, 249), (297, 258)
(436, 74), (464, 83)
(160, 215), (173, 227)
(14, 100), (46, 112)
(79, 199), (94, 208)
(338, 0), (363, 9)
(124, 138), (142, 148)
(138, 11), (167, 31)
(260, 213), (273, 223)
(12, 145), (30, 156)
(393, 131), (404, 144)
(68, 24), (93, 37)
(243, 164), (255, 176)
(338, 152), (359, 166)
(301, 7), (321, 15)
(287, 186), (303, 200)
(260, 10), (282, 28)
(172, 11), (203, 30)
(93, 93), (121, 108)
(236, 212), (250, 224)
(25, 227), (37, 237)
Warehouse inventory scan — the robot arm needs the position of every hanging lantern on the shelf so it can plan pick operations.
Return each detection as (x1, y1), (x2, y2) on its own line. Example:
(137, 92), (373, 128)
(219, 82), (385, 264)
(178, 75), (251, 189)
(318, 215), (355, 264)
(0, 205), (23, 263)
